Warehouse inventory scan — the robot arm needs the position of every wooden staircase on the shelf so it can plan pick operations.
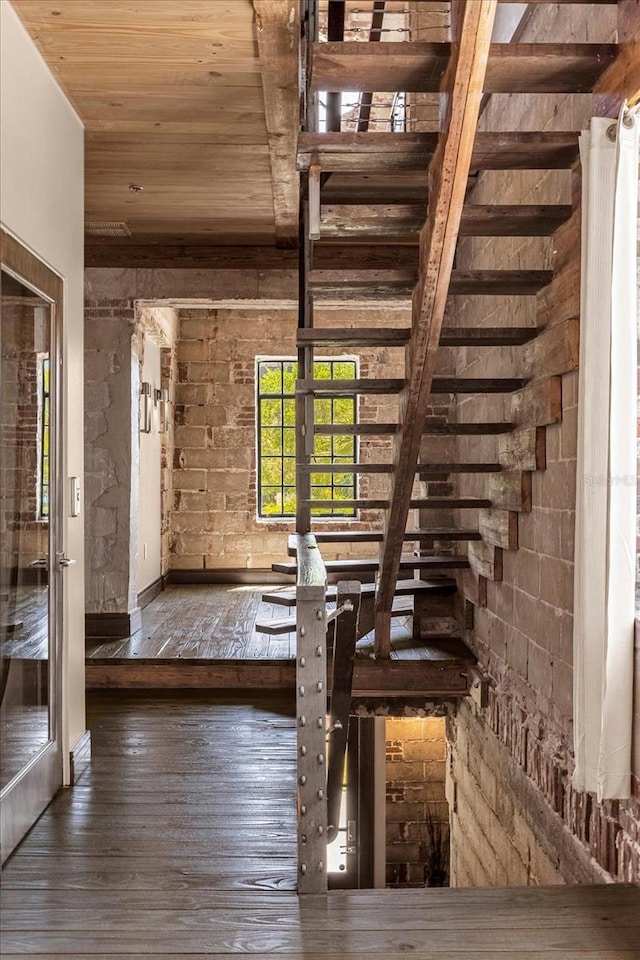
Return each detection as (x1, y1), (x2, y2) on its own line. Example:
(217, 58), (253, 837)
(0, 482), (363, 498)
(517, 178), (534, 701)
(259, 0), (610, 662)
(262, 0), (637, 897)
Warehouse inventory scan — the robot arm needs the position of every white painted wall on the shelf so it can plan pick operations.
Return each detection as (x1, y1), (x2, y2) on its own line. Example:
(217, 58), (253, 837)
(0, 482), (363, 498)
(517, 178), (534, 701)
(137, 338), (163, 594)
(1, 2), (85, 781)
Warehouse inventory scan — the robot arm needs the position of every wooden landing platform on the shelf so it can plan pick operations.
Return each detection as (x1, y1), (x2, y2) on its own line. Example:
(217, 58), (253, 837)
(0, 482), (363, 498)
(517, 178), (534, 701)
(83, 585), (474, 700)
(2, 693), (639, 959)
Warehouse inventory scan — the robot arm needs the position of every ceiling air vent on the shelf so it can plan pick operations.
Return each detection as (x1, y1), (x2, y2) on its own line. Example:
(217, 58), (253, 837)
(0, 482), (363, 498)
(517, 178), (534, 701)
(85, 221), (132, 238)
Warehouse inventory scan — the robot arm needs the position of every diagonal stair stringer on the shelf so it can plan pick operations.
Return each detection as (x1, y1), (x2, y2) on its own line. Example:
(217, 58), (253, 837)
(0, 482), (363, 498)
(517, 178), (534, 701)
(374, 0), (498, 656)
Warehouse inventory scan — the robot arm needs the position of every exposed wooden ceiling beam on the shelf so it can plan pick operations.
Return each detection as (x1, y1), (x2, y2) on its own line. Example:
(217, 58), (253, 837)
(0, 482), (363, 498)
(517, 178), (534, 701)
(253, 0), (300, 247)
(374, 0), (498, 654)
(311, 42), (616, 95)
(84, 244), (298, 270)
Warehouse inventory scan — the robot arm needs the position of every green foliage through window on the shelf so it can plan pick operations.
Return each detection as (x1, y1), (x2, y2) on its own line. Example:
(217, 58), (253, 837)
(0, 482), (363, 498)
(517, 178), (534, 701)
(257, 358), (356, 518)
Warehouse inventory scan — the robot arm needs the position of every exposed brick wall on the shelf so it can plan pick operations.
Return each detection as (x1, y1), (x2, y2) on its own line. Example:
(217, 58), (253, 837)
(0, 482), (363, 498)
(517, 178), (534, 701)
(445, 2), (640, 886)
(171, 305), (413, 571)
(386, 716), (449, 887)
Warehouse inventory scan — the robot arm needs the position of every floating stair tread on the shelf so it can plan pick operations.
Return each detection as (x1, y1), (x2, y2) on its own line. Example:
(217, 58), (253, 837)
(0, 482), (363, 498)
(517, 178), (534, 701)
(319, 204), (572, 239)
(272, 556), (469, 575)
(297, 378), (404, 395)
(310, 42), (616, 95)
(298, 326), (537, 348)
(308, 529), (481, 545)
(298, 131), (580, 172)
(300, 462), (500, 475)
(298, 328), (411, 347)
(422, 421), (514, 435)
(417, 463), (502, 474)
(256, 597), (416, 636)
(315, 423), (398, 435)
(439, 327), (538, 346)
(304, 498), (492, 510)
(316, 421), (514, 436)
(298, 377), (526, 395)
(431, 378), (527, 394)
(262, 577), (457, 608)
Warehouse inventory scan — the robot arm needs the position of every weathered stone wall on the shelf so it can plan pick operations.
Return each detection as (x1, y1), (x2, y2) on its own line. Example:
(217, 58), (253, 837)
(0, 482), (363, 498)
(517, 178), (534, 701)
(171, 305), (410, 571)
(84, 283), (179, 615)
(84, 299), (138, 615)
(385, 716), (449, 887)
(446, 3), (640, 885)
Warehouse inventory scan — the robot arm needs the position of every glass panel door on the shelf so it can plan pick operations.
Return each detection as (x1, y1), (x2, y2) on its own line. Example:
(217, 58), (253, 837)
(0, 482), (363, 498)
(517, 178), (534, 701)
(0, 259), (61, 861)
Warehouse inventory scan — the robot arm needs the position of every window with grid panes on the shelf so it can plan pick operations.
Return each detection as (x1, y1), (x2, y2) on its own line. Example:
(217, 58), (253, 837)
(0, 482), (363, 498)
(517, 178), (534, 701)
(257, 358), (357, 518)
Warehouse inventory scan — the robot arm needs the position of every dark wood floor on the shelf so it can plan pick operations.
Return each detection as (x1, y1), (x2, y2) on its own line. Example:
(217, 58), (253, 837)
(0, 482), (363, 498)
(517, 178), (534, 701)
(2, 692), (639, 959)
(86, 584), (429, 661)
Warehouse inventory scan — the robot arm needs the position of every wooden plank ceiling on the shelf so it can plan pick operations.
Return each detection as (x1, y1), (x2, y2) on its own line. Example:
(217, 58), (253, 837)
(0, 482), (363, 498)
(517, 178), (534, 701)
(11, 0), (299, 247)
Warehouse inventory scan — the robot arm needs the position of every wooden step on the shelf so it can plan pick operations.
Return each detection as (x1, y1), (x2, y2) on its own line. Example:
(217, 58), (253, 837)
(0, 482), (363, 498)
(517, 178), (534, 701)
(316, 421), (514, 437)
(315, 423), (399, 435)
(309, 269), (553, 299)
(300, 462), (393, 474)
(298, 327), (410, 348)
(422, 421), (513, 436)
(297, 378), (404, 395)
(308, 529), (481, 546)
(304, 497), (492, 510)
(299, 131), (580, 173)
(297, 326), (536, 348)
(417, 463), (501, 476)
(256, 597), (414, 636)
(262, 577), (457, 608)
(299, 377), (526, 396)
(439, 327), (537, 347)
(272, 556), (469, 576)
(310, 42), (616, 95)
(319, 204), (572, 239)
(300, 462), (501, 476)
(431, 378), (527, 394)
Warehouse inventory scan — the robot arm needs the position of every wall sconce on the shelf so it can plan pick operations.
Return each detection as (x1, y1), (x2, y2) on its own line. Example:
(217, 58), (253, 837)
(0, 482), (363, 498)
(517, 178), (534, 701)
(140, 381), (152, 433)
(157, 388), (170, 433)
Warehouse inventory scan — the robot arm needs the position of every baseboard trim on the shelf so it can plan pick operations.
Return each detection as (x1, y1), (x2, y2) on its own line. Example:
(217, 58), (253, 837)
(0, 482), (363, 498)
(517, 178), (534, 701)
(69, 730), (91, 784)
(138, 576), (165, 610)
(85, 608), (142, 640)
(167, 568), (291, 585)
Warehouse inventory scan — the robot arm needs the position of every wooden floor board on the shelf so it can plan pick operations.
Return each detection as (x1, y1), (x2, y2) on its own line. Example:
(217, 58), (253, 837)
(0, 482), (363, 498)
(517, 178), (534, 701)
(2, 693), (639, 958)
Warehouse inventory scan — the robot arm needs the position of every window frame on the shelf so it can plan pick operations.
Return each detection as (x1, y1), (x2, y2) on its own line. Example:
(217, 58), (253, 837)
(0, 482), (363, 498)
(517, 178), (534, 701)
(256, 355), (358, 520)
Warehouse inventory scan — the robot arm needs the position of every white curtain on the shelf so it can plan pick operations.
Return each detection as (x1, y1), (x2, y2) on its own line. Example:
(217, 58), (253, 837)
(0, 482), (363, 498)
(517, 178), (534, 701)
(573, 106), (639, 801)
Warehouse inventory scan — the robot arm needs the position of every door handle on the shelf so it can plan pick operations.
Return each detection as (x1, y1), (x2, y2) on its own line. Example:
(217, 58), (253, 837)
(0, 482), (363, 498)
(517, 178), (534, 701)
(29, 558), (49, 568)
(58, 556), (77, 568)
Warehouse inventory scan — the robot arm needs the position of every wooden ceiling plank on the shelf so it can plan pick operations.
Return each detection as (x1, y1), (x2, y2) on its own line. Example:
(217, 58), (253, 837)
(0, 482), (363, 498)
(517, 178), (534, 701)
(310, 42), (617, 95)
(374, 0), (498, 653)
(253, 0), (300, 248)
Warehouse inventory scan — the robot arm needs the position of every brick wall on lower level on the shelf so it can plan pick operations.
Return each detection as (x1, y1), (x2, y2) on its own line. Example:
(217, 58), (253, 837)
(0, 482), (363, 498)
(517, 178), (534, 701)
(385, 717), (449, 888)
(449, 696), (640, 887)
(172, 305), (454, 571)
